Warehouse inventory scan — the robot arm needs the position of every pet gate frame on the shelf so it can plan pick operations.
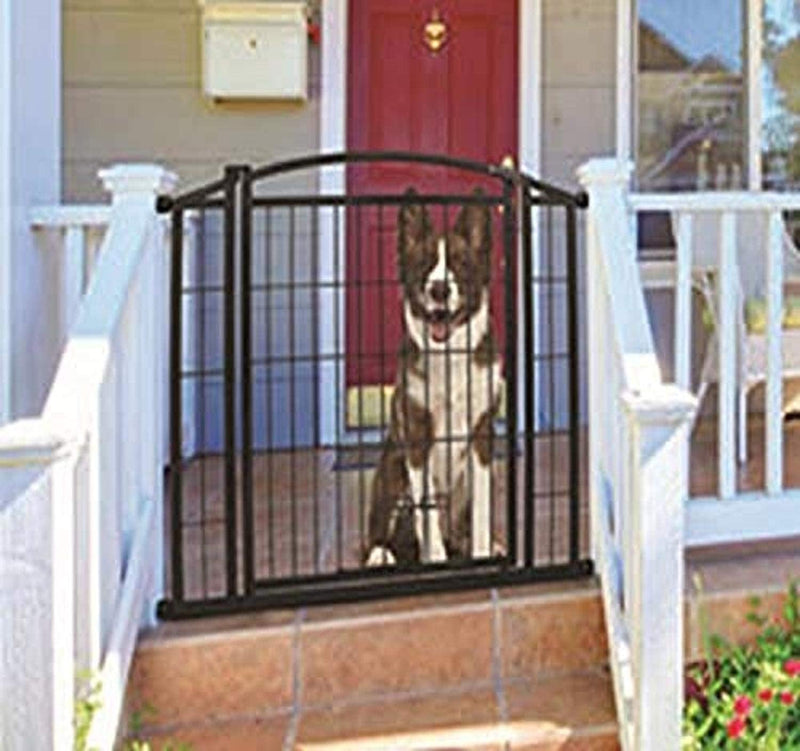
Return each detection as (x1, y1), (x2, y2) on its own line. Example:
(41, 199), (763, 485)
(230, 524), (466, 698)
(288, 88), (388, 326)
(156, 152), (591, 620)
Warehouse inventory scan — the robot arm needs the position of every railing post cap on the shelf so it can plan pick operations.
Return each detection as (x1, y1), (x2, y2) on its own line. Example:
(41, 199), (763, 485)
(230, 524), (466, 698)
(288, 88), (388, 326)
(577, 158), (634, 188)
(0, 419), (66, 466)
(620, 384), (697, 426)
(99, 164), (178, 201)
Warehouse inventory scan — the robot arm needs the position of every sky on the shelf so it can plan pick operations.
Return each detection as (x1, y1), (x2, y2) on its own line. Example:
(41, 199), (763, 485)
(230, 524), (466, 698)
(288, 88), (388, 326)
(640, 0), (744, 71)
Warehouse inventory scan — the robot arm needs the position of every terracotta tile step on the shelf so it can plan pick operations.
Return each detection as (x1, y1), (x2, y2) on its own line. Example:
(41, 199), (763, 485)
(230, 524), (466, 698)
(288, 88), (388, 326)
(293, 673), (618, 751)
(126, 581), (607, 734)
(126, 545), (800, 744)
(135, 671), (620, 751)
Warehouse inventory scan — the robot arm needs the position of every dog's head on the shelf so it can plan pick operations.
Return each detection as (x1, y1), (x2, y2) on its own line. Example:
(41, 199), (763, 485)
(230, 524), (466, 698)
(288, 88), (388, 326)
(397, 188), (491, 349)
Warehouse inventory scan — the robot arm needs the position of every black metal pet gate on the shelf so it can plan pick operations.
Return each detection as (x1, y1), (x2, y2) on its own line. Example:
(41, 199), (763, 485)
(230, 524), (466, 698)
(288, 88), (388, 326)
(156, 152), (590, 619)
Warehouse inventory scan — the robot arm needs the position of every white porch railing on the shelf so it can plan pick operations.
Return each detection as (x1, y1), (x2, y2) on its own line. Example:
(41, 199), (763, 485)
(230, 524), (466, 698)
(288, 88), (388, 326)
(630, 190), (800, 546)
(29, 205), (111, 341)
(0, 164), (176, 751)
(578, 159), (696, 751)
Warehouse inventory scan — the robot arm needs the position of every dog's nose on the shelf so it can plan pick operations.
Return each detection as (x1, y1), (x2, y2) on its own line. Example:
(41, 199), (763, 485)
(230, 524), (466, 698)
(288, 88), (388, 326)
(429, 281), (450, 303)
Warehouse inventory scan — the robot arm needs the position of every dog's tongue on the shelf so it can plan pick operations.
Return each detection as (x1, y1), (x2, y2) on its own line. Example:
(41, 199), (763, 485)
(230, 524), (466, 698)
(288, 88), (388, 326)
(430, 320), (450, 342)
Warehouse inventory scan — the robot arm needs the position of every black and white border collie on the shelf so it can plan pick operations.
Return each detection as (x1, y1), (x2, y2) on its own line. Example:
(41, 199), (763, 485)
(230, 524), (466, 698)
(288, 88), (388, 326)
(366, 189), (501, 566)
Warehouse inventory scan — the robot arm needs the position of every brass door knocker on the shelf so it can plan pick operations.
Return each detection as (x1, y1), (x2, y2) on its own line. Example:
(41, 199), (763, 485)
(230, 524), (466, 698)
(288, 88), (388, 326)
(424, 8), (448, 53)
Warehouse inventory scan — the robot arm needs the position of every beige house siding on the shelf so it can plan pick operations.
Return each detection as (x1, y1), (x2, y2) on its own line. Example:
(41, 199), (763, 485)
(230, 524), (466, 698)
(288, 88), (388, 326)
(63, 0), (615, 200)
(63, 0), (321, 201)
(542, 0), (615, 188)
(61, 0), (617, 438)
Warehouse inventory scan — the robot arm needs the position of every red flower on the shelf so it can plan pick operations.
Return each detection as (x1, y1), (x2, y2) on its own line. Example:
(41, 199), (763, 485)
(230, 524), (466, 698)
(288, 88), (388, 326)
(758, 688), (774, 703)
(307, 21), (321, 45)
(733, 695), (753, 716)
(727, 716), (747, 739)
(780, 691), (794, 705)
(784, 659), (800, 677)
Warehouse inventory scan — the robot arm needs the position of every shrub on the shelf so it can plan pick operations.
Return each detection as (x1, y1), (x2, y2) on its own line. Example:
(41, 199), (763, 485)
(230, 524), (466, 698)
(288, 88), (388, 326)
(74, 675), (190, 751)
(683, 580), (800, 750)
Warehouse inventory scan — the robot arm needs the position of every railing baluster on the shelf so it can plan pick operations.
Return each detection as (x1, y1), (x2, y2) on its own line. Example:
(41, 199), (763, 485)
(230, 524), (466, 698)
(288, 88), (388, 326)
(718, 211), (737, 499)
(766, 210), (784, 496)
(674, 213), (693, 390)
(63, 225), (86, 332)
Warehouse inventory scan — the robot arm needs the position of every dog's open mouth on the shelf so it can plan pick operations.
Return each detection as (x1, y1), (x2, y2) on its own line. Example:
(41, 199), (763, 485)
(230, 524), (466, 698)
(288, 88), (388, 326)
(426, 307), (468, 343)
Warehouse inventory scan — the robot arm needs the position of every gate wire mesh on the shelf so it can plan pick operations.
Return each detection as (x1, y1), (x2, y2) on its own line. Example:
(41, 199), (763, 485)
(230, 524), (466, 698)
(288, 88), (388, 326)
(158, 154), (591, 618)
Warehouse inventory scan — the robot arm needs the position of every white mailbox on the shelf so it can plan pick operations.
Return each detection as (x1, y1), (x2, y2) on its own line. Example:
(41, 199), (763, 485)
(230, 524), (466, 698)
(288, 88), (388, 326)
(199, 1), (308, 100)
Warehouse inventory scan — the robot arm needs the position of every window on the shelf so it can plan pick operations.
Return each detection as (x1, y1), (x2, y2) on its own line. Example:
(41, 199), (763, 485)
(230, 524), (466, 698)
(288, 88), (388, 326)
(636, 0), (748, 192)
(633, 0), (800, 193)
(762, 0), (800, 189)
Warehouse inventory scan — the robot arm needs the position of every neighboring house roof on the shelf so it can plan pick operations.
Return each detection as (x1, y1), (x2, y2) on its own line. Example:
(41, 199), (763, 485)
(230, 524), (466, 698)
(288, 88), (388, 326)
(640, 22), (734, 75)
(639, 23), (689, 71)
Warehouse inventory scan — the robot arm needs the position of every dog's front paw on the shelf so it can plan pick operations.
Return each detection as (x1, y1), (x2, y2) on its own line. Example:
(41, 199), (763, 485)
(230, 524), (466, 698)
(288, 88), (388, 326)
(427, 538), (448, 563)
(366, 546), (397, 567)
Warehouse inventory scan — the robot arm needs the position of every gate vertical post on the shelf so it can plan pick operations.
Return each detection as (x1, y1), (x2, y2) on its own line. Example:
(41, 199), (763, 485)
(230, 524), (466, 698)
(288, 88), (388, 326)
(169, 207), (185, 603)
(520, 183), (535, 568)
(240, 165), (255, 595)
(223, 165), (240, 598)
(566, 202), (581, 564)
(502, 173), (518, 564)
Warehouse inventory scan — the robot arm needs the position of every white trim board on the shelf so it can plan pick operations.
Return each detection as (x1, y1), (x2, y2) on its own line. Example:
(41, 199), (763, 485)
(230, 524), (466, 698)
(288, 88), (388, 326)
(686, 490), (800, 548)
(0, 0), (11, 424)
(616, 0), (633, 163)
(318, 0), (542, 445)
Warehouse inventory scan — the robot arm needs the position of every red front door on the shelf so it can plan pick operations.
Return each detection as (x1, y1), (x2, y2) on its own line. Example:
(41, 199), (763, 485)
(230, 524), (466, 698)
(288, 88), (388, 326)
(345, 0), (519, 422)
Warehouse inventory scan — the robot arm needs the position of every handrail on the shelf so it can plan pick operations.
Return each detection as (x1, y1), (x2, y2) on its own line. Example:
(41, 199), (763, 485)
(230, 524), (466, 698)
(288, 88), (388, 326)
(0, 164), (176, 751)
(29, 204), (111, 228)
(578, 161), (661, 391)
(43, 206), (152, 434)
(630, 190), (800, 212)
(579, 158), (696, 751)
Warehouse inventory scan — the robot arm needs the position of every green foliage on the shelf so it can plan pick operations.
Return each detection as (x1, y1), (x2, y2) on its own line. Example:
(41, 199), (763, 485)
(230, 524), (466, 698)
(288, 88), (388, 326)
(126, 705), (192, 751)
(74, 672), (102, 751)
(73, 674), (191, 751)
(683, 580), (800, 750)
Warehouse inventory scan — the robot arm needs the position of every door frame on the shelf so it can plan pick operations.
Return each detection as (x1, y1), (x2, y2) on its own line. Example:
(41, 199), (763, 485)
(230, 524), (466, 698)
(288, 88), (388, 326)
(318, 0), (542, 445)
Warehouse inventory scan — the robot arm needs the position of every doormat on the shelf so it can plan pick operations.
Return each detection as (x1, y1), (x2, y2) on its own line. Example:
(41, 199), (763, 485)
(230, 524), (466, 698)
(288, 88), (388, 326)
(332, 437), (515, 472)
(332, 444), (383, 471)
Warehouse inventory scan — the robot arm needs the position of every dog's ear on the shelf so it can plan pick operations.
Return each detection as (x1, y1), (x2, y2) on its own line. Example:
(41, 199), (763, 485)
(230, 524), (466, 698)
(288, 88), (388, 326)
(455, 188), (491, 257)
(397, 188), (432, 257)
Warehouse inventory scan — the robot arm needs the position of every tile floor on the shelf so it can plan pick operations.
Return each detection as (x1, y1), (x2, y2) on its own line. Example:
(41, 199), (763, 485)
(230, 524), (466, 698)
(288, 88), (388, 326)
(167, 432), (589, 603)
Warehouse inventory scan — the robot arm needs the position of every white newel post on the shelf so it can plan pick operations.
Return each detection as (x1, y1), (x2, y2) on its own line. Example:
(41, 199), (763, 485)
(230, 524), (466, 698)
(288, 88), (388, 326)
(577, 158), (635, 562)
(98, 164), (177, 628)
(100, 163), (177, 209)
(0, 421), (72, 751)
(622, 385), (695, 751)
